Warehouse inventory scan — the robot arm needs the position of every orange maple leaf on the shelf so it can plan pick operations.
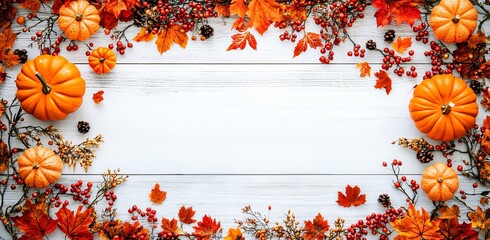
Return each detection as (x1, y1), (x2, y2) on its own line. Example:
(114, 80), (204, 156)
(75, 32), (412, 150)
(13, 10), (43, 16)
(374, 70), (392, 95)
(438, 205), (459, 220)
(230, 0), (248, 18)
(438, 218), (478, 240)
(178, 206), (197, 224)
(224, 228), (244, 240)
(336, 185), (366, 207)
(18, 0), (43, 13)
(372, 0), (420, 27)
(293, 32), (322, 58)
(2, 50), (20, 69)
(123, 221), (149, 239)
(215, 4), (231, 17)
(0, 66), (5, 84)
(55, 205), (94, 240)
(156, 25), (188, 54)
(232, 18), (247, 31)
(302, 213), (330, 240)
(93, 91), (104, 104)
(284, 4), (307, 22)
(246, 0), (283, 35)
(0, 140), (9, 173)
(391, 203), (443, 240)
(467, 32), (489, 48)
(356, 62), (371, 77)
(0, 24), (17, 50)
(483, 116), (490, 129)
(192, 215), (221, 240)
(392, 37), (412, 54)
(161, 218), (179, 235)
(227, 30), (257, 51)
(11, 199), (58, 240)
(149, 183), (167, 204)
(133, 28), (157, 42)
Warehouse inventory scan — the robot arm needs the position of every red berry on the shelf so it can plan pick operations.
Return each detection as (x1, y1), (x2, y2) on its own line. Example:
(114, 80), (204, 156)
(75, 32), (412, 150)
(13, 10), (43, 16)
(36, 31), (42, 37)
(473, 183), (478, 188)
(457, 165), (463, 171)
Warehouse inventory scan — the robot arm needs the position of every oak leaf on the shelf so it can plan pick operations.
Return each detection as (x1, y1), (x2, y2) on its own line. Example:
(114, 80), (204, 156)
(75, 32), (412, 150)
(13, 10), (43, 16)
(293, 32), (322, 58)
(178, 206), (197, 224)
(10, 199), (58, 240)
(438, 218), (478, 240)
(161, 218), (179, 233)
(372, 0), (420, 27)
(156, 25), (188, 54)
(374, 70), (392, 95)
(392, 37), (412, 54)
(55, 205), (94, 240)
(302, 213), (330, 240)
(133, 28), (157, 42)
(93, 90), (104, 104)
(246, 0), (283, 35)
(356, 62), (371, 77)
(149, 183), (167, 204)
(2, 50), (20, 69)
(391, 203), (443, 240)
(230, 0), (248, 18)
(336, 185), (366, 207)
(227, 30), (257, 51)
(192, 215), (221, 240)
(224, 228), (244, 240)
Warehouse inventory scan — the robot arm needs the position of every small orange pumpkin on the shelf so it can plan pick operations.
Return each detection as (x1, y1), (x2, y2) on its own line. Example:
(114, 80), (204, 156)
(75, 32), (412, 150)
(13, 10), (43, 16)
(409, 74), (478, 142)
(429, 0), (478, 43)
(16, 55), (86, 121)
(88, 47), (117, 74)
(421, 162), (459, 201)
(18, 146), (63, 188)
(58, 0), (100, 41)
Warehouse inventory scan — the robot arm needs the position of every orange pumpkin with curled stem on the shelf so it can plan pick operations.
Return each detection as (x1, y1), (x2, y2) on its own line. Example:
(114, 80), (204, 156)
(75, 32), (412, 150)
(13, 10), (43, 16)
(421, 162), (459, 201)
(88, 47), (117, 74)
(16, 55), (86, 121)
(58, 0), (100, 41)
(18, 146), (63, 189)
(409, 74), (478, 142)
(429, 0), (478, 43)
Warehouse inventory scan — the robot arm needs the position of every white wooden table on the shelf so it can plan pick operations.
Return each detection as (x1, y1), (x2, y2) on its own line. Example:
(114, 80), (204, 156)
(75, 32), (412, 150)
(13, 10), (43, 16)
(2, 6), (487, 238)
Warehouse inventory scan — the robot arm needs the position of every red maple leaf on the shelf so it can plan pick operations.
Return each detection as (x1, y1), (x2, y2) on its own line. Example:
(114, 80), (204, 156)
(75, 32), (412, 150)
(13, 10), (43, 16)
(52, 0), (76, 14)
(10, 199), (58, 240)
(178, 206), (197, 224)
(92, 90), (104, 104)
(336, 185), (366, 207)
(293, 32), (323, 58)
(302, 213), (330, 240)
(372, 0), (420, 27)
(55, 205), (94, 240)
(374, 70), (392, 95)
(439, 218), (478, 240)
(149, 183), (167, 204)
(227, 30), (257, 51)
(161, 218), (179, 233)
(483, 116), (490, 129)
(123, 221), (149, 239)
(192, 215), (221, 240)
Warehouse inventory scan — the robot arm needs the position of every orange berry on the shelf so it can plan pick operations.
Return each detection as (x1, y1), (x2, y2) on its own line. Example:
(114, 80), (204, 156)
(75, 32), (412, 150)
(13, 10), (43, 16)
(16, 16), (25, 25)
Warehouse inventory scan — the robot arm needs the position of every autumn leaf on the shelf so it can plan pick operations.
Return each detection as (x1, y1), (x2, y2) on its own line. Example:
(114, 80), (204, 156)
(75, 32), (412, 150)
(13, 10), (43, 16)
(336, 185), (366, 207)
(156, 25), (188, 54)
(0, 66), (5, 84)
(2, 50), (19, 69)
(178, 206), (197, 224)
(232, 18), (247, 31)
(392, 37), (412, 54)
(483, 116), (490, 129)
(133, 28), (157, 42)
(0, 140), (9, 173)
(246, 0), (283, 35)
(224, 228), (244, 240)
(356, 62), (371, 77)
(18, 0), (42, 13)
(438, 205), (459, 220)
(467, 32), (489, 48)
(374, 70), (392, 95)
(227, 30), (257, 51)
(391, 203), (443, 240)
(161, 218), (179, 233)
(293, 32), (323, 58)
(302, 213), (330, 240)
(372, 0), (420, 27)
(284, 4), (307, 22)
(52, 0), (76, 14)
(438, 218), (478, 240)
(149, 183), (167, 204)
(0, 24), (17, 50)
(56, 205), (94, 240)
(123, 221), (149, 239)
(215, 4), (231, 17)
(192, 215), (221, 240)
(230, 0), (248, 18)
(93, 90), (104, 104)
(468, 206), (490, 230)
(11, 199), (58, 240)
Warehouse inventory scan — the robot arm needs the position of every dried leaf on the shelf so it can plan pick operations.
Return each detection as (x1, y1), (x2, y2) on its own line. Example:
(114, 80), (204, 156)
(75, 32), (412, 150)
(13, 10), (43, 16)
(468, 206), (490, 230)
(438, 205), (459, 220)
(19, 0), (42, 13)
(392, 37), (412, 54)
(438, 218), (478, 240)
(178, 206), (196, 224)
(215, 4), (231, 17)
(0, 25), (17, 50)
(55, 205), (94, 240)
(372, 0), (420, 27)
(227, 30), (257, 51)
(224, 228), (244, 240)
(93, 90), (104, 104)
(302, 213), (330, 240)
(467, 32), (489, 48)
(336, 185), (366, 207)
(356, 62), (371, 77)
(293, 32), (322, 58)
(155, 25), (188, 54)
(149, 183), (167, 204)
(192, 215), (221, 240)
(232, 18), (247, 31)
(11, 199), (58, 240)
(483, 116), (490, 129)
(284, 4), (307, 22)
(246, 0), (283, 35)
(0, 66), (5, 84)
(161, 218), (179, 233)
(374, 70), (392, 95)
(123, 221), (149, 239)
(230, 0), (248, 18)
(2, 50), (20, 69)
(133, 28), (156, 42)
(52, 0), (76, 14)
(0, 140), (9, 173)
(391, 203), (443, 240)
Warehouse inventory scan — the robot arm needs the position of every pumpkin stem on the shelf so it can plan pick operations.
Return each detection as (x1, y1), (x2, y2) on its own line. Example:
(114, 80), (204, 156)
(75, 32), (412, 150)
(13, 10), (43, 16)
(441, 102), (455, 115)
(452, 15), (460, 23)
(35, 72), (52, 94)
(99, 57), (105, 63)
(33, 163), (39, 169)
(437, 178), (443, 183)
(75, 13), (83, 21)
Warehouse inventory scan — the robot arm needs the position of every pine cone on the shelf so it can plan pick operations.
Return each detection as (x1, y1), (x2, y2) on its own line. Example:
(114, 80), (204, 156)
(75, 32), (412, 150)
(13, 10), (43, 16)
(470, 80), (482, 94)
(416, 148), (434, 163)
(366, 40), (376, 50)
(384, 30), (396, 42)
(14, 49), (28, 63)
(378, 194), (391, 208)
(200, 25), (214, 39)
(77, 121), (90, 134)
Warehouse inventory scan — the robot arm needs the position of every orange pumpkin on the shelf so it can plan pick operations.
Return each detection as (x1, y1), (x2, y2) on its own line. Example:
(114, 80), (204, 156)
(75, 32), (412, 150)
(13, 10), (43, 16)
(58, 0), (100, 41)
(409, 74), (478, 142)
(88, 47), (117, 74)
(421, 162), (459, 201)
(16, 55), (86, 121)
(18, 146), (63, 188)
(429, 0), (478, 43)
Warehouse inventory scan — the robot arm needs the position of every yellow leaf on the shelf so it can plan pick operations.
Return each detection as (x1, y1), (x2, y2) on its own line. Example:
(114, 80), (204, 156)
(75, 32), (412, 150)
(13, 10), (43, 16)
(356, 62), (371, 77)
(392, 37), (412, 54)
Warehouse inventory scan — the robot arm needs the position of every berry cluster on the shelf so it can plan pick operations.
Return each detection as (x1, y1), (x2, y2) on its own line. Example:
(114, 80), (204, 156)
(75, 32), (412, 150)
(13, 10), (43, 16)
(69, 180), (93, 206)
(380, 47), (417, 78)
(412, 22), (429, 44)
(345, 207), (403, 240)
(347, 44), (366, 58)
(383, 159), (419, 203)
(423, 41), (453, 79)
(128, 205), (159, 225)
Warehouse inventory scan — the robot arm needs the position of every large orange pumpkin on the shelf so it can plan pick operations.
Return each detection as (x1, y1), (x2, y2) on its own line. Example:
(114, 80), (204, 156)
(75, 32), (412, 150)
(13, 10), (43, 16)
(16, 55), (86, 121)
(421, 162), (459, 201)
(409, 74), (478, 142)
(88, 47), (117, 74)
(58, 0), (100, 41)
(18, 146), (63, 188)
(429, 0), (478, 43)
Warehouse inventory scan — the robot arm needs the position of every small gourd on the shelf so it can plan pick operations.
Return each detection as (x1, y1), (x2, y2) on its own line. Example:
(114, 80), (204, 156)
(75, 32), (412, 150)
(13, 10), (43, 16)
(421, 162), (459, 201)
(88, 47), (117, 74)
(429, 0), (478, 43)
(17, 146), (63, 189)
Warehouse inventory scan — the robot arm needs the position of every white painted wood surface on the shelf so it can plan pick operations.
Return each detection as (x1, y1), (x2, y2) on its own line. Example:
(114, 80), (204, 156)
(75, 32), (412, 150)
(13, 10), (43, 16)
(1, 6), (488, 239)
